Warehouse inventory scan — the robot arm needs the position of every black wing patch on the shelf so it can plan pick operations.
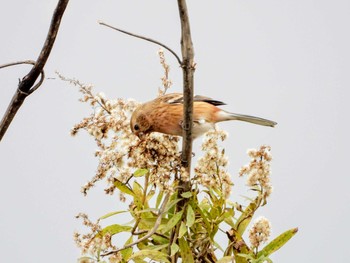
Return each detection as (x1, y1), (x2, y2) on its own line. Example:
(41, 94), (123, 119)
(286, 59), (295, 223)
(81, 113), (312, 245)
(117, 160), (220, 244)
(167, 94), (226, 106)
(193, 95), (226, 106)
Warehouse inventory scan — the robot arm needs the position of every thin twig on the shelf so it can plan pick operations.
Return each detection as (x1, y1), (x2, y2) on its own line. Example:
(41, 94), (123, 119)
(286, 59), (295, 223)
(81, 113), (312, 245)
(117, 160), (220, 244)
(0, 60), (35, 69)
(101, 193), (170, 257)
(98, 21), (182, 65)
(0, 0), (69, 141)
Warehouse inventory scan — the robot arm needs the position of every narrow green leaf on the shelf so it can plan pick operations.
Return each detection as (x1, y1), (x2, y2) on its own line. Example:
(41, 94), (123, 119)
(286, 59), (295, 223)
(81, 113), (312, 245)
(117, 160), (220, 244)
(159, 210), (184, 233)
(257, 227), (298, 258)
(134, 208), (158, 214)
(213, 240), (224, 252)
(139, 217), (167, 230)
(96, 224), (132, 238)
(181, 191), (192, 198)
(99, 210), (127, 220)
(146, 189), (155, 202)
(152, 234), (169, 245)
(217, 256), (234, 263)
(156, 191), (164, 209)
(164, 198), (182, 213)
(120, 236), (133, 260)
(236, 197), (259, 235)
(178, 237), (194, 263)
(147, 243), (169, 251)
(133, 181), (144, 198)
(171, 243), (179, 256)
(129, 250), (170, 263)
(178, 221), (187, 238)
(134, 168), (148, 177)
(114, 180), (134, 196)
(186, 205), (195, 227)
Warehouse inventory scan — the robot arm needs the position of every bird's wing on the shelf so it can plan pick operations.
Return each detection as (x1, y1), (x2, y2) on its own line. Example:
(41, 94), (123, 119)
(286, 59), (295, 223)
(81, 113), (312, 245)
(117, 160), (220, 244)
(164, 93), (226, 106)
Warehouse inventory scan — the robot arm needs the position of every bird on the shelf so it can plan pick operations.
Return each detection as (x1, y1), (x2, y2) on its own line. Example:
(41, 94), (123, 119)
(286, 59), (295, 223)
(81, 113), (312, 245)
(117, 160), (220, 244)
(130, 93), (277, 139)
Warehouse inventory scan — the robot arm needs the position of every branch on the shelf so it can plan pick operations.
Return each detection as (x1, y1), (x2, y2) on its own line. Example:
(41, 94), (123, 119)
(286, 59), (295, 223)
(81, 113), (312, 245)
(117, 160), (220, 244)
(177, 0), (195, 179)
(0, 61), (45, 96)
(98, 21), (182, 65)
(0, 0), (69, 141)
(101, 193), (170, 257)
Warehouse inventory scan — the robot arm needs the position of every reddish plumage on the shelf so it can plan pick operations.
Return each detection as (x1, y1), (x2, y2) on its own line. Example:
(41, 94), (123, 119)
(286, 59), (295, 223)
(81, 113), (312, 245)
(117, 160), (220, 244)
(130, 93), (276, 139)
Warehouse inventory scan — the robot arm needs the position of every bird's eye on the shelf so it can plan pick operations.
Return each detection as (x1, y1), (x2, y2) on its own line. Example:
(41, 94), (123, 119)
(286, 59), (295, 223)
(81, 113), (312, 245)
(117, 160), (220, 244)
(134, 124), (140, 131)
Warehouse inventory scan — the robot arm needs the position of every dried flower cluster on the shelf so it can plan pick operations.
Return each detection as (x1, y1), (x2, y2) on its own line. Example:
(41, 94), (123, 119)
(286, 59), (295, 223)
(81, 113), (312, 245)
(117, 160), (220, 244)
(157, 49), (172, 95)
(58, 74), (182, 198)
(194, 129), (233, 198)
(239, 145), (273, 199)
(74, 213), (122, 262)
(248, 216), (272, 248)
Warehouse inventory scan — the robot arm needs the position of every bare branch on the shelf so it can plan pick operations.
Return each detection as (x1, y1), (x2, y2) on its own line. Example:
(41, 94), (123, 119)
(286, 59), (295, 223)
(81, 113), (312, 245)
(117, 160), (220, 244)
(0, 0), (69, 141)
(177, 0), (195, 180)
(98, 21), (182, 65)
(101, 193), (170, 257)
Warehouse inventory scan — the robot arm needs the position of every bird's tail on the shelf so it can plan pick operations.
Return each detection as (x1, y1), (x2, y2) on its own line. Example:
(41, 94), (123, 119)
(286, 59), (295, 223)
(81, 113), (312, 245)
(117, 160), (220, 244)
(218, 111), (277, 127)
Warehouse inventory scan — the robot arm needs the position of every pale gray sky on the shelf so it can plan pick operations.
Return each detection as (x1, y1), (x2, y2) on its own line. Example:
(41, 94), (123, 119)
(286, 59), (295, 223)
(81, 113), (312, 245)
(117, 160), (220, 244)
(1, 0), (349, 262)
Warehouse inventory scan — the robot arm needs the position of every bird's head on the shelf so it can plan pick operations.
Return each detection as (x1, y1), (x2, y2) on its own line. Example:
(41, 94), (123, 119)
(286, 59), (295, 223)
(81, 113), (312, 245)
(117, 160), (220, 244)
(130, 106), (152, 139)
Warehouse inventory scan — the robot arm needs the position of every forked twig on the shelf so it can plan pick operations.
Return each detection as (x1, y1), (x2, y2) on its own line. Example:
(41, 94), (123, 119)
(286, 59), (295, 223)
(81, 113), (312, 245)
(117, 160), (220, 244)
(0, 0), (69, 141)
(0, 60), (45, 95)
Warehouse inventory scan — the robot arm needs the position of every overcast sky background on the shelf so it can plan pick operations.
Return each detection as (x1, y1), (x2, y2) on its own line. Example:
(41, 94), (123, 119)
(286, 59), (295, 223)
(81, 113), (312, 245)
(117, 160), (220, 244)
(1, 0), (349, 262)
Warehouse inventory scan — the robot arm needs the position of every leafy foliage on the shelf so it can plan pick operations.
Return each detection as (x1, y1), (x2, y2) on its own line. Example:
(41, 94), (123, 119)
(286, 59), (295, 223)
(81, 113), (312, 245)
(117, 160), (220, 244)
(63, 74), (297, 262)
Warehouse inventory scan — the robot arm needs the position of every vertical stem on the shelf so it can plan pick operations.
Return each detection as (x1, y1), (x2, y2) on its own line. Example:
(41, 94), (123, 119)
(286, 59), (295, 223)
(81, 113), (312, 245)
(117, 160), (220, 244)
(177, 0), (195, 187)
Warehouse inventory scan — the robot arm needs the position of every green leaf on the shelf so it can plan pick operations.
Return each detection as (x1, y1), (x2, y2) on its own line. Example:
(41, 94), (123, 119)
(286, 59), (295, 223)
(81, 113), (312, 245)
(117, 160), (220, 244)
(217, 256), (234, 263)
(146, 189), (155, 202)
(99, 210), (127, 220)
(178, 237), (194, 263)
(178, 221), (187, 238)
(181, 191), (192, 198)
(152, 234), (169, 245)
(156, 191), (164, 209)
(114, 180), (135, 196)
(96, 224), (132, 238)
(129, 250), (170, 263)
(257, 227), (298, 258)
(134, 208), (158, 214)
(164, 197), (182, 213)
(139, 217), (167, 230)
(213, 240), (224, 252)
(134, 168), (148, 177)
(120, 236), (133, 260)
(133, 181), (144, 198)
(171, 243), (179, 256)
(236, 197), (259, 235)
(186, 205), (195, 228)
(159, 210), (184, 233)
(147, 243), (169, 251)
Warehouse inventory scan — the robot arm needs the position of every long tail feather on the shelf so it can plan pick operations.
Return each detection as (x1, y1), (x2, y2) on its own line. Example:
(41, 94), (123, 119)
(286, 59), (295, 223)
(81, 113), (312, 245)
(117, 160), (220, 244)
(219, 111), (277, 127)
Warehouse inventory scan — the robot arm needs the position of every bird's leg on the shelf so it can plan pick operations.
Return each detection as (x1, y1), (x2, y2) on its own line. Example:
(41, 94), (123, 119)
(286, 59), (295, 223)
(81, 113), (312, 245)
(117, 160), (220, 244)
(179, 120), (191, 131)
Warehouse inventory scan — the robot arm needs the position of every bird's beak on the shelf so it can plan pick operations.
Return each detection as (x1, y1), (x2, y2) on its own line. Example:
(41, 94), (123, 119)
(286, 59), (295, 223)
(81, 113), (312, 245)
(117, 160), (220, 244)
(137, 132), (145, 140)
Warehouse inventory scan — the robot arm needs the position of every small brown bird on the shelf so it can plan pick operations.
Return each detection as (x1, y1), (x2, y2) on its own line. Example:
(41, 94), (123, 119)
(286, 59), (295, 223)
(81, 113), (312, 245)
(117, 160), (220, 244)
(130, 93), (277, 139)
